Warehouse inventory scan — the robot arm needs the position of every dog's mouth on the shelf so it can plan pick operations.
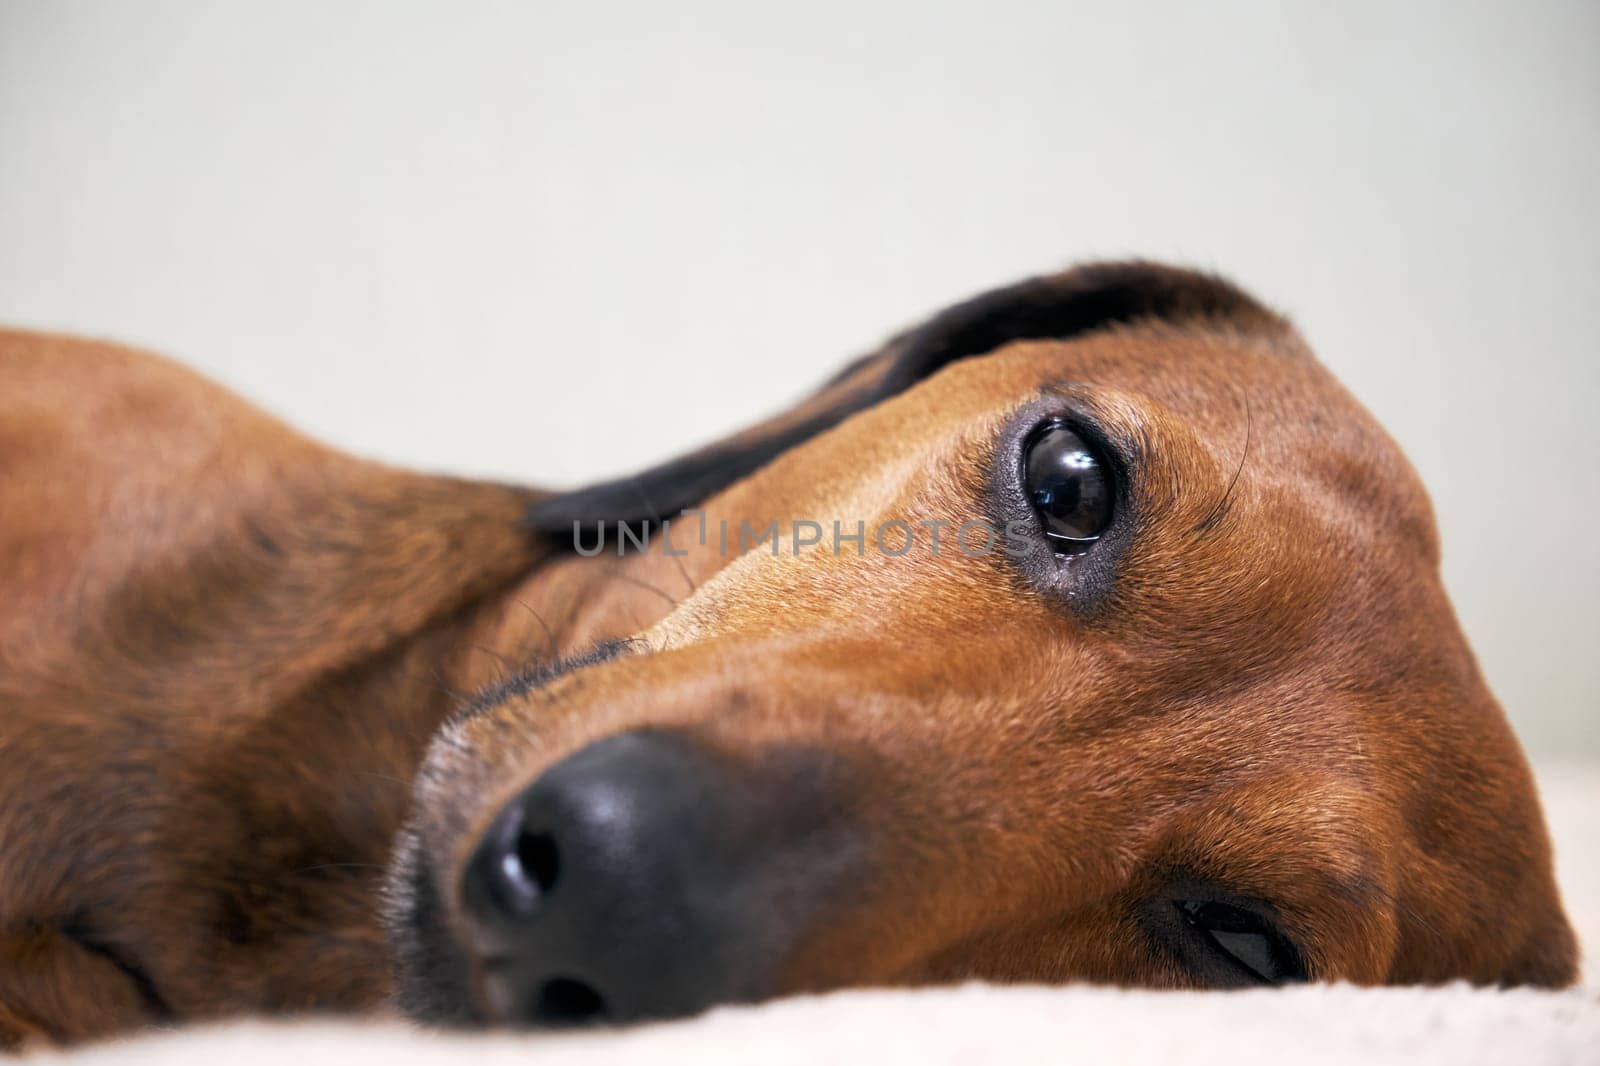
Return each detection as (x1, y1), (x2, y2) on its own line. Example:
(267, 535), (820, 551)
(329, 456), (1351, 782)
(383, 827), (483, 1024)
(383, 646), (872, 1028)
(382, 642), (642, 1026)
(443, 638), (642, 732)
(384, 839), (623, 1028)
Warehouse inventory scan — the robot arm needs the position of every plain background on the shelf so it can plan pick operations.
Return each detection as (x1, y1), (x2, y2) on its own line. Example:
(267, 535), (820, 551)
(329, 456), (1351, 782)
(1, 1), (1595, 756)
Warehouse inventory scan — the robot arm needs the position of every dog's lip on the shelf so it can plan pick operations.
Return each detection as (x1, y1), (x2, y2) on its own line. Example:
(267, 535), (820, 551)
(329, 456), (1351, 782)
(447, 638), (640, 727)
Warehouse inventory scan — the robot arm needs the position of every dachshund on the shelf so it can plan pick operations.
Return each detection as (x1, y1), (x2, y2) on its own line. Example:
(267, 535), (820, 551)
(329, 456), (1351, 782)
(0, 261), (1576, 1046)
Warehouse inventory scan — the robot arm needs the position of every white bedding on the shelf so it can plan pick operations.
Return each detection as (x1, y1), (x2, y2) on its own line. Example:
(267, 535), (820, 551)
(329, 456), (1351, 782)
(24, 764), (1599, 1065)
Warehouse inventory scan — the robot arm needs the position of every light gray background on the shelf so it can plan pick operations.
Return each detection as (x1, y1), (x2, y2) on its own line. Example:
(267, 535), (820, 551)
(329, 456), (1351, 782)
(2, 1), (1595, 756)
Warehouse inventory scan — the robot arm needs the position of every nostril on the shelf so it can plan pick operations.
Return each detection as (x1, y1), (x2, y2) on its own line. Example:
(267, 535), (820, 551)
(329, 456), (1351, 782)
(515, 830), (560, 895)
(492, 828), (560, 917)
(463, 731), (784, 1025)
(470, 805), (564, 922)
(532, 977), (607, 1026)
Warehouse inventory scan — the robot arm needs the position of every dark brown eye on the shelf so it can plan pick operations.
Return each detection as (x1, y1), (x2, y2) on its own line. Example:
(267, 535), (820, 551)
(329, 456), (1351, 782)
(1177, 900), (1307, 984)
(1023, 423), (1113, 549)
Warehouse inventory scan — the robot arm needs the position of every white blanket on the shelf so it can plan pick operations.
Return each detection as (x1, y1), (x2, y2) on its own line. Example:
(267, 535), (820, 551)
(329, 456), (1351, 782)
(25, 764), (1600, 1065)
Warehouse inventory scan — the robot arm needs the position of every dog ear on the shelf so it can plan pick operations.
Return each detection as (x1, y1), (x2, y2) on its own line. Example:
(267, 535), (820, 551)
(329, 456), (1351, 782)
(525, 260), (1282, 545)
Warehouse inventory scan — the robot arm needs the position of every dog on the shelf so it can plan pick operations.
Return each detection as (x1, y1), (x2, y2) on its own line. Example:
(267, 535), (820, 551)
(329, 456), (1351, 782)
(0, 261), (1576, 1046)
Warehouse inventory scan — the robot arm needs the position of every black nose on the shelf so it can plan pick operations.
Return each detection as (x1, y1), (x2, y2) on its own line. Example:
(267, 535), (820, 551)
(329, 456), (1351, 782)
(459, 730), (836, 1026)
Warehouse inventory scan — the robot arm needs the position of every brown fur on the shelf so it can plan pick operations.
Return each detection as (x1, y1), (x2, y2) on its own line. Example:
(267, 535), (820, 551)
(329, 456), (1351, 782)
(0, 263), (1575, 1047)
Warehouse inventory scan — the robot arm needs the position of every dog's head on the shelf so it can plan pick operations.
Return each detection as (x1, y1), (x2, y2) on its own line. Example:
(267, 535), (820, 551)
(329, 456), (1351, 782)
(386, 262), (1575, 1026)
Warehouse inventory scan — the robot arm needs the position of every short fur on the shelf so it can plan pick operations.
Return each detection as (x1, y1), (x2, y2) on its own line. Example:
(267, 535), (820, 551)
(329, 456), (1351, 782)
(0, 262), (1575, 1046)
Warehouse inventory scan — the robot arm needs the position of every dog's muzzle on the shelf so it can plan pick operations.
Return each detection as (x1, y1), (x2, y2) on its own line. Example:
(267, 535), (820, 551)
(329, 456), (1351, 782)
(455, 729), (861, 1026)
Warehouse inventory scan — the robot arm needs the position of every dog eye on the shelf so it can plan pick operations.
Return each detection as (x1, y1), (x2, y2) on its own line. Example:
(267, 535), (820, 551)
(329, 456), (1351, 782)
(1177, 900), (1306, 984)
(1023, 423), (1113, 549)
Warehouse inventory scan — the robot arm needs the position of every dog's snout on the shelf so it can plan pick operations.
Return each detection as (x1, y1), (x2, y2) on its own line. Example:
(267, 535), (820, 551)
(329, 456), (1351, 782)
(460, 729), (831, 1027)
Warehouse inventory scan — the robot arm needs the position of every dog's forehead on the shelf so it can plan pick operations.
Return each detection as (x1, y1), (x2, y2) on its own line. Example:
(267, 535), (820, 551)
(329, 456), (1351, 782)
(879, 323), (1426, 519)
(657, 324), (1431, 638)
(954, 324), (1347, 437)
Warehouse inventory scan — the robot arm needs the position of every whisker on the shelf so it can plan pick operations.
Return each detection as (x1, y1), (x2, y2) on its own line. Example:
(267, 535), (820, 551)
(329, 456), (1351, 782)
(427, 668), (468, 704)
(291, 862), (388, 875)
(468, 643), (516, 672)
(606, 566), (682, 610)
(1193, 393), (1252, 535)
(515, 596), (562, 665)
(628, 476), (698, 597)
(355, 770), (412, 789)
(507, 602), (571, 714)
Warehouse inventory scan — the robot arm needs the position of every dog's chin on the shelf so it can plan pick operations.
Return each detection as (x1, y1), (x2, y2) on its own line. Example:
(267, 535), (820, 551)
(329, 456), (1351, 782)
(380, 823), (482, 1025)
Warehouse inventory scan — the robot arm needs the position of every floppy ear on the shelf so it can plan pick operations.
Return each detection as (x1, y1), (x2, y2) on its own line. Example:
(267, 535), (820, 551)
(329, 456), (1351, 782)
(526, 260), (1282, 546)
